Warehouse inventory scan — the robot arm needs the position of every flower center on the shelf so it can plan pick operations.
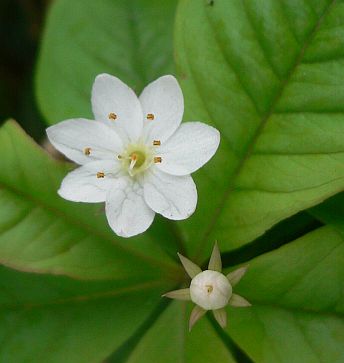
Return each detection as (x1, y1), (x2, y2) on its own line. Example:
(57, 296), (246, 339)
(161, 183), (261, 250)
(129, 151), (146, 168)
(118, 142), (156, 177)
(205, 285), (213, 294)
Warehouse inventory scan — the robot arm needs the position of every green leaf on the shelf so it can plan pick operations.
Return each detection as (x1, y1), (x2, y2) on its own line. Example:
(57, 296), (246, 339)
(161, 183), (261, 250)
(122, 302), (236, 363)
(0, 120), (180, 280)
(36, 0), (176, 124)
(0, 265), (168, 363)
(224, 225), (344, 363)
(175, 0), (344, 258)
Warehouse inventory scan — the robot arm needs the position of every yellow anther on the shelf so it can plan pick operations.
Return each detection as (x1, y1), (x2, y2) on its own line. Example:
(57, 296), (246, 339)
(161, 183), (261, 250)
(108, 112), (117, 120)
(206, 285), (213, 294)
(84, 147), (91, 156)
(154, 156), (162, 163)
(96, 172), (105, 178)
(131, 153), (138, 161)
(153, 140), (161, 146)
(147, 113), (155, 120)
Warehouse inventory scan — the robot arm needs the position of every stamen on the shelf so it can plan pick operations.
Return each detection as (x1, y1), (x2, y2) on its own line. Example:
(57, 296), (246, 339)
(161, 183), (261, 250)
(96, 172), (105, 178)
(117, 155), (122, 159)
(206, 285), (213, 294)
(147, 113), (155, 120)
(154, 156), (162, 163)
(108, 112), (117, 120)
(153, 140), (161, 146)
(84, 147), (91, 155)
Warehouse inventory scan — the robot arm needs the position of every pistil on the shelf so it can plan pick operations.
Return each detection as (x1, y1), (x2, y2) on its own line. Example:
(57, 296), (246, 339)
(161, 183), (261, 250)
(129, 154), (138, 174)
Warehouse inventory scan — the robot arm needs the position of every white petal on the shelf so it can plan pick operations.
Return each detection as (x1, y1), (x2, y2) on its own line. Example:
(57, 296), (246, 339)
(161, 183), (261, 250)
(92, 74), (143, 142)
(46, 119), (123, 165)
(105, 178), (155, 238)
(140, 75), (184, 143)
(58, 160), (121, 203)
(156, 122), (220, 176)
(143, 169), (197, 220)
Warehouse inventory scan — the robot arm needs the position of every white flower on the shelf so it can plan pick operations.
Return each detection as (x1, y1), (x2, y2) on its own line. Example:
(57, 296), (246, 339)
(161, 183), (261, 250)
(163, 242), (251, 331)
(190, 270), (232, 310)
(46, 74), (220, 237)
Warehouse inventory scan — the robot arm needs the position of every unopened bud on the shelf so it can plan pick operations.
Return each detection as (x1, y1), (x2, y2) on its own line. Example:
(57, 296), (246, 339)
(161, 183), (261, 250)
(190, 270), (232, 310)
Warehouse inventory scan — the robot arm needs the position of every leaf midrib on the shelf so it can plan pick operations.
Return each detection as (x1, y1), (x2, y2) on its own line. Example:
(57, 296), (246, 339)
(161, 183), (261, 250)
(196, 0), (337, 258)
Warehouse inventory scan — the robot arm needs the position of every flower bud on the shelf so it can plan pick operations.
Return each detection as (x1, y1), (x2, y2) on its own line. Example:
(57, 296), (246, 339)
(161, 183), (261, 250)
(190, 270), (232, 310)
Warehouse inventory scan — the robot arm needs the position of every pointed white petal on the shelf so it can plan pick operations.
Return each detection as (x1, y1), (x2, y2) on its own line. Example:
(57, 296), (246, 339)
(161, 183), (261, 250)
(213, 308), (227, 328)
(226, 266), (249, 286)
(162, 288), (191, 301)
(189, 305), (206, 331)
(58, 160), (121, 203)
(105, 177), (155, 237)
(46, 118), (123, 165)
(156, 122), (220, 176)
(143, 169), (197, 220)
(229, 293), (252, 307)
(140, 75), (184, 143)
(177, 253), (202, 278)
(92, 74), (143, 142)
(208, 241), (222, 272)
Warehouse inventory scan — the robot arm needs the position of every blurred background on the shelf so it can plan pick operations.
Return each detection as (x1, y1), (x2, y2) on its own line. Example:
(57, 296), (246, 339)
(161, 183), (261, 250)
(0, 0), (50, 141)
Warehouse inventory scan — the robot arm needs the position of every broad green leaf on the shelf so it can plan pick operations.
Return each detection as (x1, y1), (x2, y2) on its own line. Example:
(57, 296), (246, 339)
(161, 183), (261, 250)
(123, 302), (236, 363)
(36, 0), (176, 124)
(0, 265), (168, 363)
(224, 225), (344, 363)
(0, 120), (180, 279)
(175, 0), (344, 259)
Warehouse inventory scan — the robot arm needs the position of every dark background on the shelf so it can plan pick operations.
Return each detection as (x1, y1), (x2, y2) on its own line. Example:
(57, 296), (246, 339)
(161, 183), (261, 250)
(0, 0), (50, 141)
